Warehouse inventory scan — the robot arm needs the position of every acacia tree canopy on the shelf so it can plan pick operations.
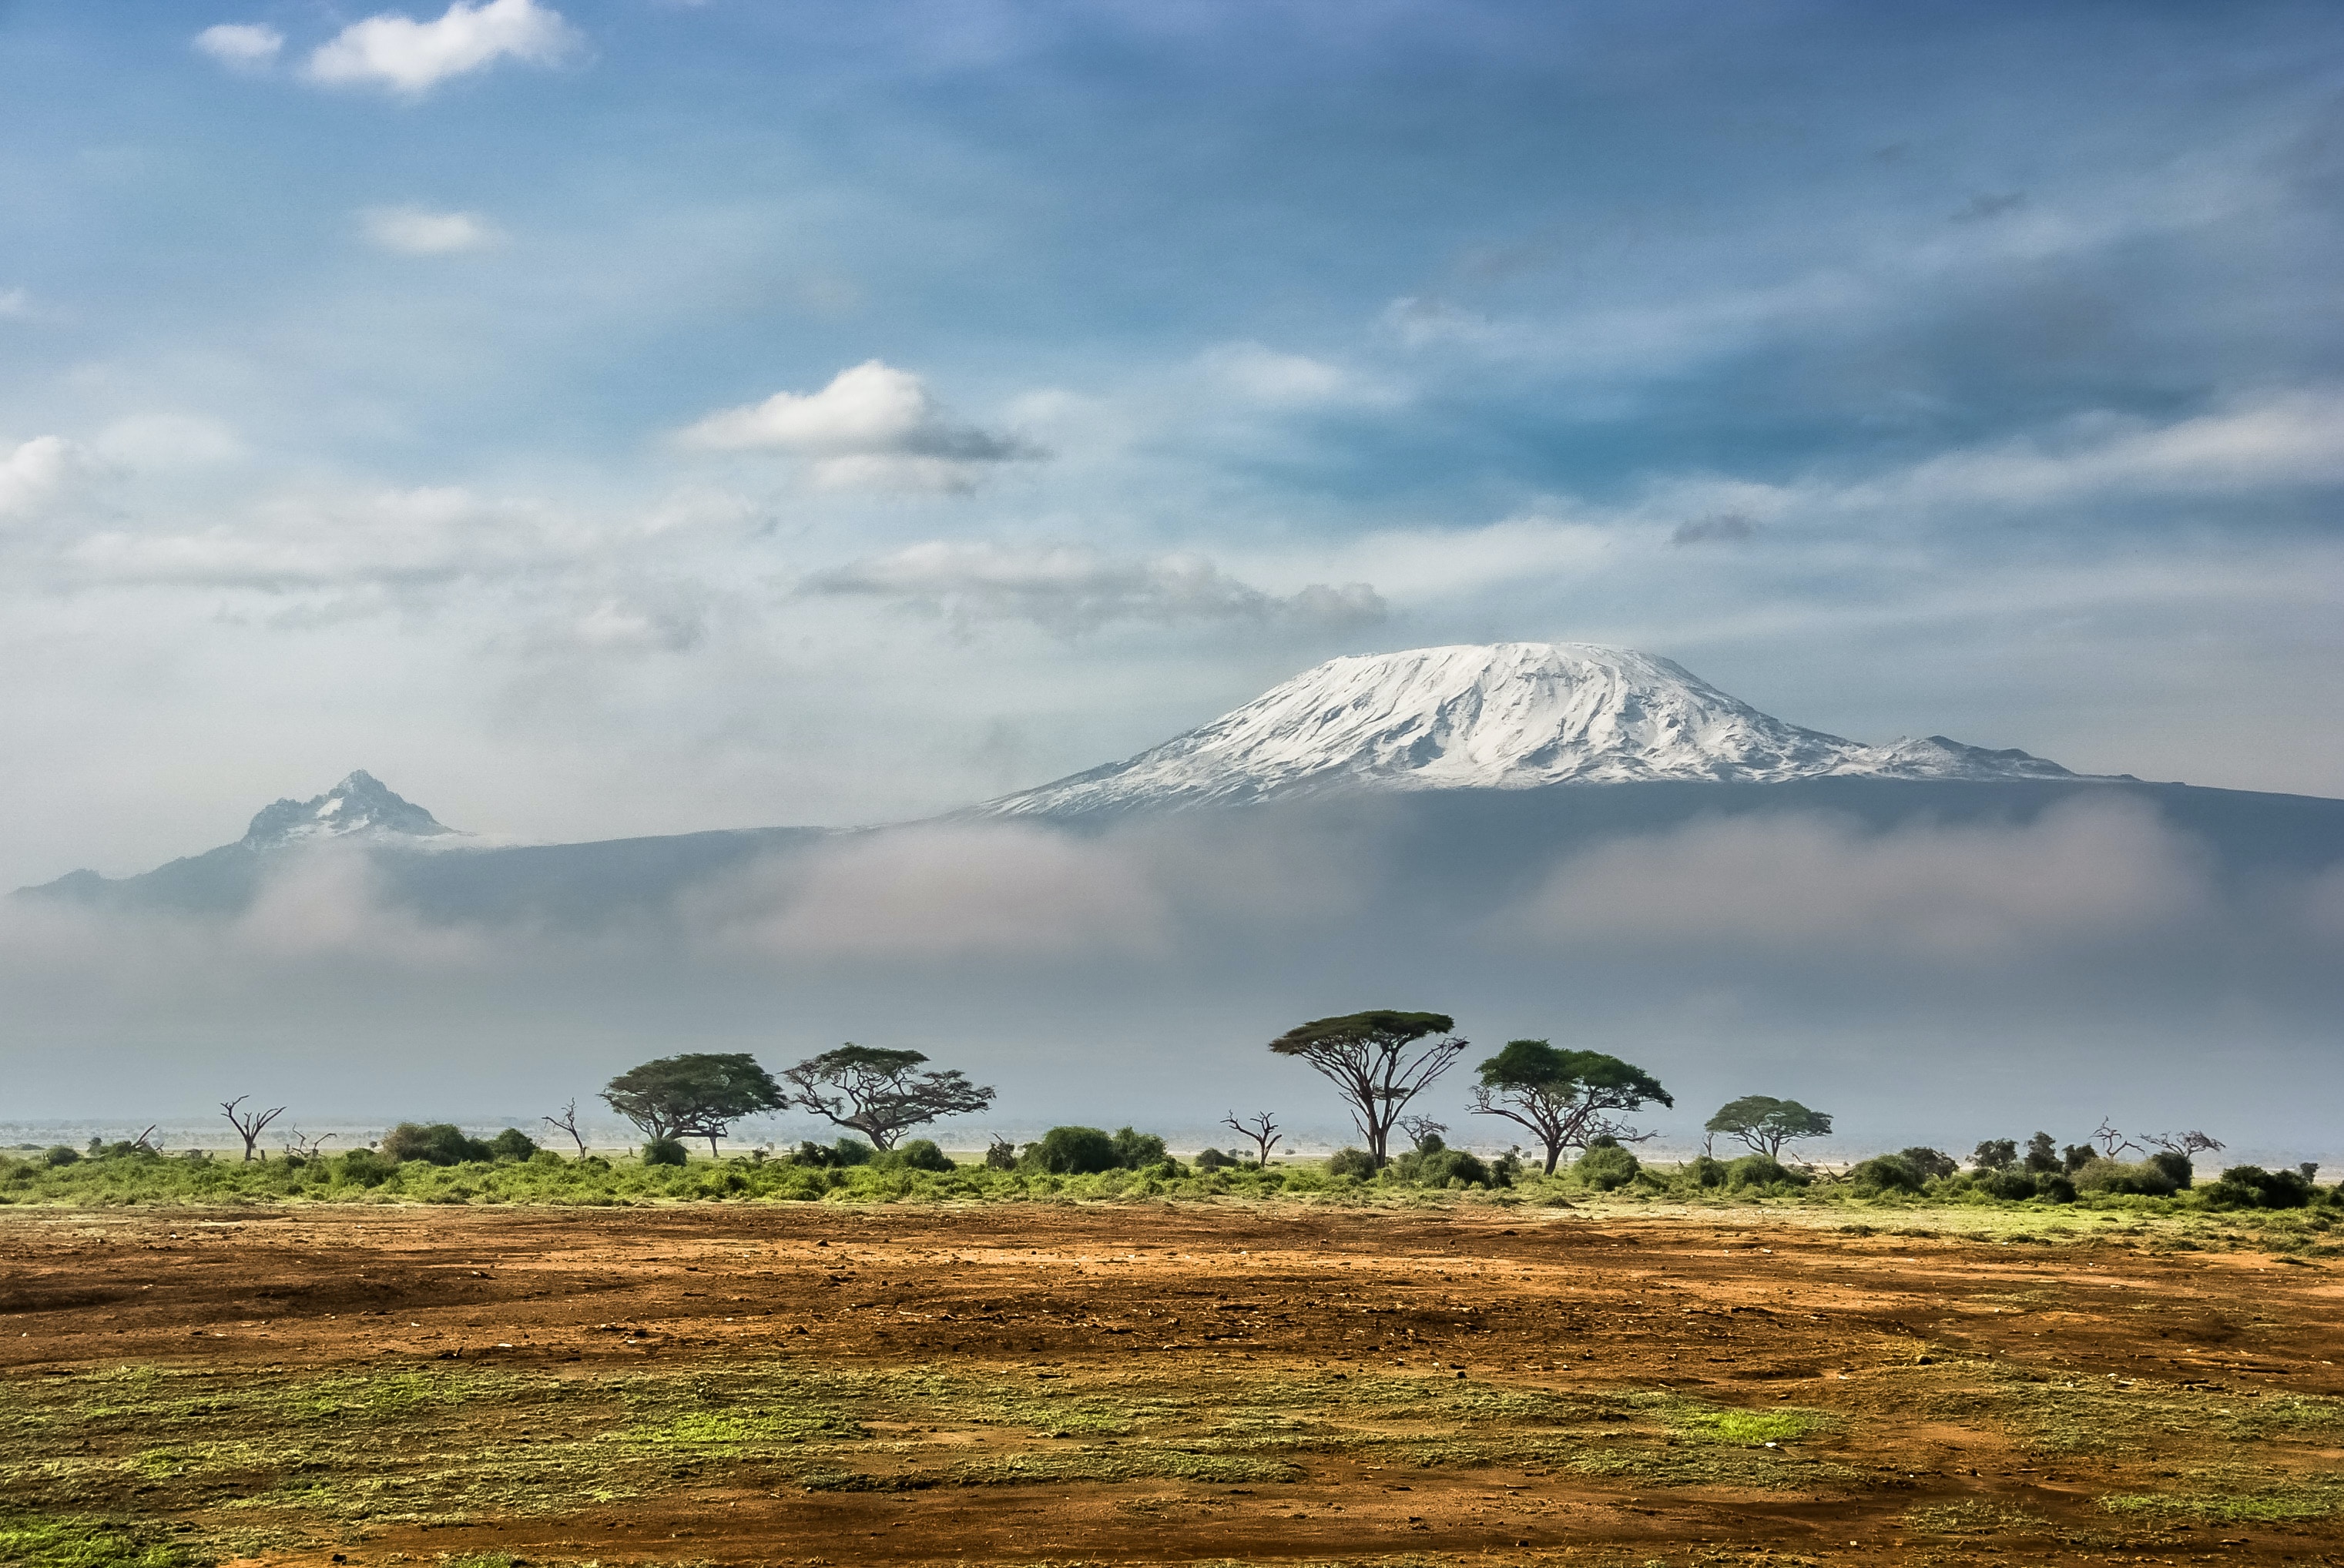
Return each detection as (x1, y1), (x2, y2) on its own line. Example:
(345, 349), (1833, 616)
(1704, 1094), (1833, 1158)
(781, 1044), (996, 1150)
(1268, 1009), (1466, 1167)
(1468, 1039), (1672, 1174)
(601, 1052), (785, 1155)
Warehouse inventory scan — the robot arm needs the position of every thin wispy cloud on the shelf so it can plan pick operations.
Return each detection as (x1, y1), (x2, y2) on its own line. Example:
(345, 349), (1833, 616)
(805, 542), (1386, 636)
(305, 0), (582, 95)
(360, 205), (504, 255)
(677, 360), (1042, 492)
(193, 22), (284, 72)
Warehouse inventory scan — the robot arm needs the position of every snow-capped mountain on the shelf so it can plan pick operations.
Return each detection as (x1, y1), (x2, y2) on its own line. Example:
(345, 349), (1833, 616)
(239, 770), (457, 849)
(978, 642), (2081, 816)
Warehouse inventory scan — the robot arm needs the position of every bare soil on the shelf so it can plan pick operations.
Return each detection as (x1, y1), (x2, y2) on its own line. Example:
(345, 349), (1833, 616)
(4, 1201), (2342, 1566)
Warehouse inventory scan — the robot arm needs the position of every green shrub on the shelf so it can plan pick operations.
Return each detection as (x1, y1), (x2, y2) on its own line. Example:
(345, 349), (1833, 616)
(1725, 1153), (1808, 1188)
(381, 1123), (495, 1165)
(878, 1138), (954, 1173)
(1575, 1144), (1641, 1191)
(1025, 1126), (1118, 1174)
(1324, 1148), (1378, 1179)
(487, 1127), (538, 1161)
(2148, 1150), (2194, 1189)
(983, 1137), (1017, 1171)
(2074, 1157), (2181, 1197)
(41, 1146), (79, 1168)
(1971, 1137), (2018, 1171)
(1687, 1154), (1729, 1188)
(335, 1148), (394, 1188)
(1194, 1147), (1238, 1171)
(1899, 1147), (1958, 1180)
(1849, 1154), (1925, 1195)
(1110, 1127), (1168, 1169)
(642, 1137), (689, 1168)
(2037, 1173), (2077, 1203)
(2202, 1165), (2315, 1209)
(1393, 1145), (1490, 1187)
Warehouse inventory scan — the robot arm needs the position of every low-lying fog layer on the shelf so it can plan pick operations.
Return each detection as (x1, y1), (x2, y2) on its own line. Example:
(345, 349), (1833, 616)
(6, 782), (2341, 1157)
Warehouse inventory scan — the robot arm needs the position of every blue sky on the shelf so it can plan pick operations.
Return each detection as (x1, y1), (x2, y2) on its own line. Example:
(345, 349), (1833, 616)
(4, 0), (2342, 880)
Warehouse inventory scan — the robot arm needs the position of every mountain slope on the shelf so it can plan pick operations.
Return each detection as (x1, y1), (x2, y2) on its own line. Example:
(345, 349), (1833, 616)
(978, 642), (2083, 818)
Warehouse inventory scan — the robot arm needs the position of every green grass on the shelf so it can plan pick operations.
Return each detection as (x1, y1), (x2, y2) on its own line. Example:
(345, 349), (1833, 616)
(2101, 1472), (2344, 1523)
(0, 1516), (200, 1568)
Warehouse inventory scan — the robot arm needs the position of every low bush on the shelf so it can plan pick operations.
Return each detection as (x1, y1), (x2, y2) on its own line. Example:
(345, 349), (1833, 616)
(1110, 1127), (1168, 1169)
(381, 1123), (494, 1165)
(2201, 1164), (2316, 1210)
(2148, 1150), (2195, 1189)
(1725, 1153), (1809, 1189)
(1900, 1147), (1959, 1180)
(1848, 1154), (1926, 1195)
(1194, 1148), (1239, 1171)
(983, 1137), (1018, 1171)
(41, 1146), (79, 1168)
(336, 1148), (394, 1187)
(1391, 1144), (1491, 1188)
(1575, 1144), (1641, 1191)
(2074, 1157), (2181, 1197)
(1024, 1126), (1118, 1174)
(487, 1127), (538, 1161)
(791, 1137), (874, 1168)
(877, 1138), (954, 1173)
(1325, 1148), (1378, 1179)
(1687, 1154), (1729, 1188)
(641, 1137), (689, 1168)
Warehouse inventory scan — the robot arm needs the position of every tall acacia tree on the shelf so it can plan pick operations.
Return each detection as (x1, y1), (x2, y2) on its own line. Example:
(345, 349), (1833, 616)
(1268, 1010), (1467, 1167)
(781, 1044), (996, 1151)
(1467, 1040), (1673, 1174)
(1705, 1095), (1833, 1160)
(602, 1052), (785, 1156)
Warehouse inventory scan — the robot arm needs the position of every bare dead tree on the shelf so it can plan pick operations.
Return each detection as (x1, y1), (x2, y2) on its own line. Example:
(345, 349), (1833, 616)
(2091, 1118), (2140, 1158)
(1222, 1111), (1282, 1167)
(1397, 1114), (1449, 1151)
(283, 1129), (335, 1159)
(2142, 1129), (2225, 1158)
(127, 1125), (160, 1154)
(543, 1097), (589, 1157)
(221, 1097), (286, 1162)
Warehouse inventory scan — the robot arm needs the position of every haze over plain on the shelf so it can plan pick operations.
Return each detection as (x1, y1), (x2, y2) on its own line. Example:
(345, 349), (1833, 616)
(2, 2), (2340, 1152)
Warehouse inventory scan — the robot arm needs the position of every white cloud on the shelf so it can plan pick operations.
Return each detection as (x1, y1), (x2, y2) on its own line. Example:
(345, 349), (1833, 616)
(305, 0), (581, 95)
(804, 541), (1387, 635)
(1509, 798), (2212, 962)
(676, 360), (1041, 492)
(193, 22), (285, 72)
(1198, 342), (1395, 407)
(92, 414), (246, 468)
(0, 288), (32, 320)
(360, 205), (503, 256)
(0, 437), (96, 520)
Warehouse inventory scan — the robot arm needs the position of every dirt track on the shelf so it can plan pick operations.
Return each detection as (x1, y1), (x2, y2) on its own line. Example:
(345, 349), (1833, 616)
(4, 1202), (2342, 1566)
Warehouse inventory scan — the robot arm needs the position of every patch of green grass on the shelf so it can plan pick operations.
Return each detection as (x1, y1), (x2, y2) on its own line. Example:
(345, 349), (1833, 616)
(2101, 1473), (2344, 1523)
(0, 1516), (200, 1568)
(1906, 1500), (2047, 1535)
(1664, 1406), (1829, 1445)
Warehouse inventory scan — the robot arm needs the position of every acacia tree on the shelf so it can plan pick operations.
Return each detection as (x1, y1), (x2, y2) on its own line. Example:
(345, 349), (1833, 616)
(601, 1052), (785, 1156)
(1705, 1095), (1832, 1160)
(1468, 1040), (1673, 1175)
(780, 1045), (995, 1151)
(220, 1097), (285, 1163)
(1268, 1010), (1467, 1167)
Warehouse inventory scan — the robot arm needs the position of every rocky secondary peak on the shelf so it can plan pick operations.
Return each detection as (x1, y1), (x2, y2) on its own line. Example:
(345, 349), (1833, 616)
(240, 770), (456, 849)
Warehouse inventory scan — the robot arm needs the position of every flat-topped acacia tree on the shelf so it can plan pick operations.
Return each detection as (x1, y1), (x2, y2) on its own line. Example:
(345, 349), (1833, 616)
(1468, 1040), (1672, 1174)
(781, 1044), (997, 1151)
(1268, 1010), (1467, 1168)
(1705, 1094), (1833, 1160)
(602, 1052), (786, 1157)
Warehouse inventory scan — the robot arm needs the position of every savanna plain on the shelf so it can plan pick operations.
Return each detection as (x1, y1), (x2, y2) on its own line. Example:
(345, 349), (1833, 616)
(7, 1188), (2344, 1568)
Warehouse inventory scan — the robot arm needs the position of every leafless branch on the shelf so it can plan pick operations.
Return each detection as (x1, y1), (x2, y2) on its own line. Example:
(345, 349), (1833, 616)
(1221, 1111), (1281, 1167)
(220, 1097), (286, 1163)
(543, 1097), (589, 1157)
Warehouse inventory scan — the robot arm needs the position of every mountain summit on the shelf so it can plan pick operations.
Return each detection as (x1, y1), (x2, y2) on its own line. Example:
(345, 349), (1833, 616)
(240, 770), (455, 849)
(978, 642), (2079, 816)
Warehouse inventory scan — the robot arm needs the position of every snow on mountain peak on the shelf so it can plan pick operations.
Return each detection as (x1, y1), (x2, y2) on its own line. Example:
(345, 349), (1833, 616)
(240, 771), (456, 849)
(979, 642), (2077, 816)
